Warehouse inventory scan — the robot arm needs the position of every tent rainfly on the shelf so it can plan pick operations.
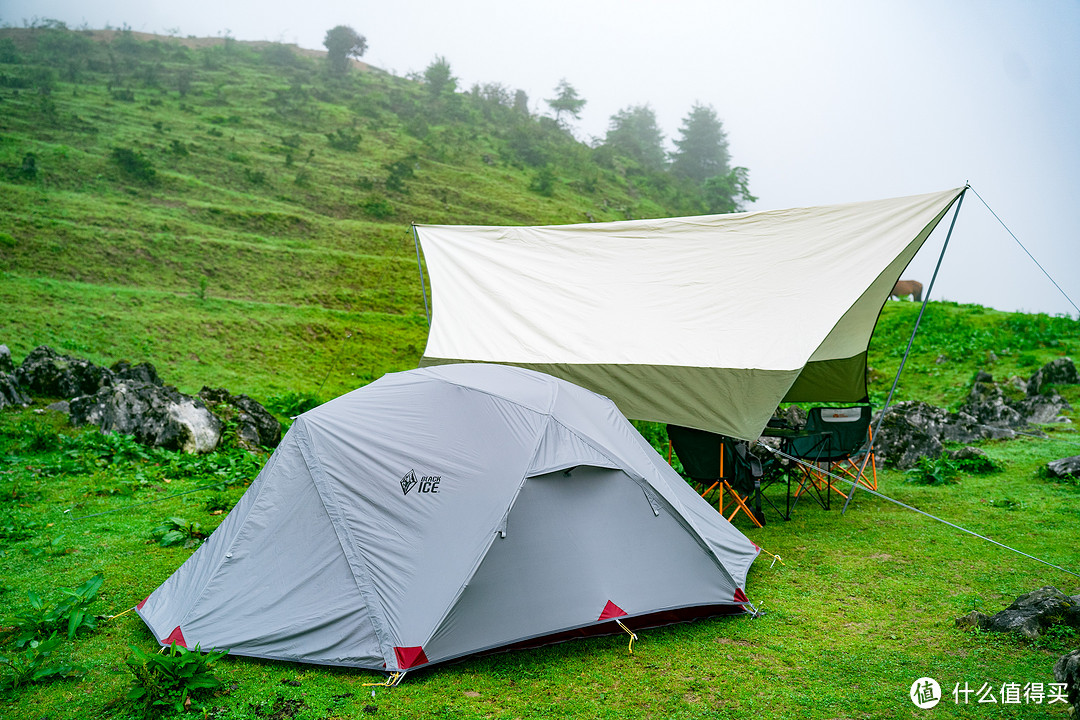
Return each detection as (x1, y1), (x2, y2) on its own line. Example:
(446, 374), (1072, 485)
(415, 187), (966, 441)
(137, 364), (760, 672)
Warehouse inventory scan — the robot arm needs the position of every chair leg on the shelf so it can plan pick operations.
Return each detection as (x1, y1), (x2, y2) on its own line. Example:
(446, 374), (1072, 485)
(721, 481), (763, 528)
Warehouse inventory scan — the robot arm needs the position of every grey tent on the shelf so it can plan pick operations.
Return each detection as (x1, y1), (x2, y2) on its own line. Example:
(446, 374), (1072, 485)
(137, 363), (760, 673)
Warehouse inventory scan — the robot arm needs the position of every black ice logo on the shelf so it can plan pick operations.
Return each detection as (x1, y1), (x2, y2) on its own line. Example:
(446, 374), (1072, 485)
(400, 470), (418, 496)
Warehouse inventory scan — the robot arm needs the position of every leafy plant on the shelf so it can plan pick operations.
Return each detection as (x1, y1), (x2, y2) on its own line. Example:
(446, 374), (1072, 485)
(125, 642), (227, 718)
(0, 636), (80, 695)
(905, 455), (961, 485)
(986, 496), (1025, 510)
(0, 508), (41, 541)
(203, 493), (234, 514)
(265, 391), (322, 417)
(955, 453), (1003, 474)
(9, 420), (62, 453)
(3, 574), (105, 647)
(149, 517), (206, 548)
(25, 534), (71, 558)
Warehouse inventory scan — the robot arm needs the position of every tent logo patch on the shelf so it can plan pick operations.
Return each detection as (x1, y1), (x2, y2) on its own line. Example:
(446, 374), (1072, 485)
(400, 470), (441, 496)
(400, 470), (418, 496)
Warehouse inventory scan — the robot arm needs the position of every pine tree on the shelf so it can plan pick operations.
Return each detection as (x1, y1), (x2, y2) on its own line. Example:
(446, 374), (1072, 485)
(670, 103), (730, 183)
(545, 79), (586, 125)
(603, 104), (666, 171)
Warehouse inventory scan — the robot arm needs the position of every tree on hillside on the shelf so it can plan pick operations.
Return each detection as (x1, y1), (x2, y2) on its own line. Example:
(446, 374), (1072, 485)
(423, 56), (457, 97)
(702, 166), (758, 214)
(545, 79), (586, 126)
(323, 25), (367, 75)
(670, 103), (730, 183)
(513, 89), (530, 116)
(603, 104), (666, 171)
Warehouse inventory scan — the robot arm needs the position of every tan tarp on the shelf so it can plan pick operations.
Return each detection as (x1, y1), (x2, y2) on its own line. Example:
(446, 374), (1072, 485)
(416, 188), (964, 440)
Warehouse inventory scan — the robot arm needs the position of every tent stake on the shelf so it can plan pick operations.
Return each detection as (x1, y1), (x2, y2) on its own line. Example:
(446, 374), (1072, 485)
(842, 186), (968, 514)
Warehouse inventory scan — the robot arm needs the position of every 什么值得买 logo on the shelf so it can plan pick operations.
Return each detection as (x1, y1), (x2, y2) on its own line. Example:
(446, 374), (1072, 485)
(400, 470), (441, 496)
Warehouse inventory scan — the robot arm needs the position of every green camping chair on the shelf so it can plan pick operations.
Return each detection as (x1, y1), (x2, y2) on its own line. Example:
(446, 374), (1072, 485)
(781, 405), (873, 510)
(667, 425), (765, 527)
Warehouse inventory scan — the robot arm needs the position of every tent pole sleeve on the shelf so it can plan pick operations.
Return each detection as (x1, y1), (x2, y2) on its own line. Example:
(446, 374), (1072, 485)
(842, 186), (968, 514)
(412, 224), (431, 327)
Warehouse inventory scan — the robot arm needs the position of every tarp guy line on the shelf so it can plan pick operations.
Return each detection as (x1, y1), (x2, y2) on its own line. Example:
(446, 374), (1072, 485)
(761, 442), (1080, 579)
(969, 186), (1079, 317)
(842, 187), (967, 513)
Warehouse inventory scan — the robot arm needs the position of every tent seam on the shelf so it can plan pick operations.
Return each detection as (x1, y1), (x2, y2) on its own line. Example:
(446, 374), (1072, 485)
(295, 419), (397, 669)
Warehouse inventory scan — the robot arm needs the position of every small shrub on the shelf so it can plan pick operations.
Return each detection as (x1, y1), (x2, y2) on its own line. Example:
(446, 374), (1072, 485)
(17, 153), (37, 180)
(530, 165), (557, 197)
(203, 493), (234, 514)
(265, 391), (322, 417)
(169, 139), (189, 157)
(906, 455), (961, 485)
(384, 155), (416, 193)
(125, 642), (227, 718)
(326, 128), (361, 152)
(0, 38), (20, 64)
(243, 168), (267, 185)
(149, 517), (206, 549)
(360, 194), (394, 219)
(955, 453), (1003, 474)
(111, 88), (136, 102)
(111, 146), (157, 184)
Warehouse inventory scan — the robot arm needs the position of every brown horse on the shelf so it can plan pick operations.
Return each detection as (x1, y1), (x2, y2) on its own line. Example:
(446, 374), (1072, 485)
(890, 279), (923, 301)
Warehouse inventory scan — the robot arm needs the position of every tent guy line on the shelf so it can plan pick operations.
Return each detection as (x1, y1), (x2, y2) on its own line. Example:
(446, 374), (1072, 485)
(761, 442), (1080, 579)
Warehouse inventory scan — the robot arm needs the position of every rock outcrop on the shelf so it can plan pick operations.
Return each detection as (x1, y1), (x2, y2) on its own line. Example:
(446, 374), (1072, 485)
(1054, 649), (1080, 716)
(69, 381), (222, 454)
(873, 359), (1076, 468)
(15, 345), (115, 398)
(955, 586), (1080, 639)
(1048, 456), (1080, 479)
(198, 387), (281, 450)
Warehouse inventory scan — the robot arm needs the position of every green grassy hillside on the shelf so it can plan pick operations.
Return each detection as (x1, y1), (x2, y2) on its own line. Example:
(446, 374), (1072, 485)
(0, 25), (695, 401)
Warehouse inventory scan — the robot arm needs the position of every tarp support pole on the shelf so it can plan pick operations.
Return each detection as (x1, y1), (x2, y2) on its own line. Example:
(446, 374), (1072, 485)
(842, 186), (968, 514)
(412, 224), (431, 327)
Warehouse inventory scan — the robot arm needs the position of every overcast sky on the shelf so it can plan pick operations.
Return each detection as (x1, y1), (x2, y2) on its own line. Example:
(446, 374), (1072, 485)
(4, 0), (1078, 317)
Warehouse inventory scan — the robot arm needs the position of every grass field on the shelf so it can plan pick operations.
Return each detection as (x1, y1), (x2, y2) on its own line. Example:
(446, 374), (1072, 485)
(1, 328), (1079, 719)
